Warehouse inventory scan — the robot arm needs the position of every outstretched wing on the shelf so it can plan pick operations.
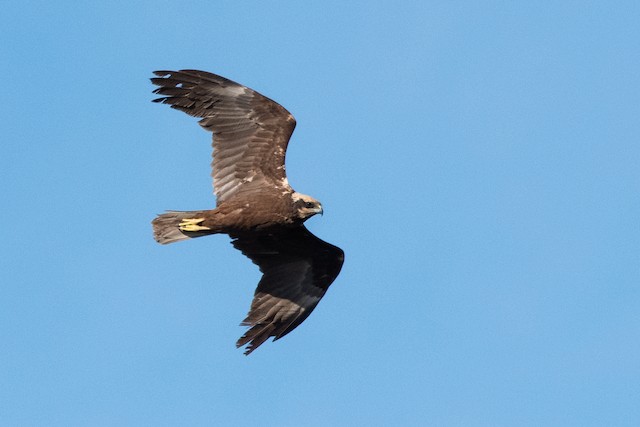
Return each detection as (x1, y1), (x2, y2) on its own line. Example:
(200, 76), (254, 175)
(151, 70), (296, 204)
(230, 227), (344, 355)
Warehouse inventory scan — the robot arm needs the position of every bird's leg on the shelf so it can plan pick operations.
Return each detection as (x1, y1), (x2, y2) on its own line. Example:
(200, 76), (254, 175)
(178, 218), (211, 232)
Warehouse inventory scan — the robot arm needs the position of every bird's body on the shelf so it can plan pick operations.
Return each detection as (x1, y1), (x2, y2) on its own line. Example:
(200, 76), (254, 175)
(150, 70), (344, 355)
(153, 187), (320, 243)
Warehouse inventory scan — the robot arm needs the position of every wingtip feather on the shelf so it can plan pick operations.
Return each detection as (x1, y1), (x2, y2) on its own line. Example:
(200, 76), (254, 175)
(153, 70), (173, 77)
(236, 323), (277, 355)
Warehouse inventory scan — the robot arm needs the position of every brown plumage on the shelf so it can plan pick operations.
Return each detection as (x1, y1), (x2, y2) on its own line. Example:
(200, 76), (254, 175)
(150, 70), (344, 355)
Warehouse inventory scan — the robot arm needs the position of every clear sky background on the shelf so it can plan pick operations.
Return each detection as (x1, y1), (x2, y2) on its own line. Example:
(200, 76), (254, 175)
(1, 1), (639, 426)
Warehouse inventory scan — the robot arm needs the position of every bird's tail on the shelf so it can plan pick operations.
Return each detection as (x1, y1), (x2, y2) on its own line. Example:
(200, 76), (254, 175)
(152, 211), (215, 245)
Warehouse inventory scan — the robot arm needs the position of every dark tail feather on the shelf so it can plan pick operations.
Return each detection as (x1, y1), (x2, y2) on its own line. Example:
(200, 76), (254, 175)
(152, 211), (212, 245)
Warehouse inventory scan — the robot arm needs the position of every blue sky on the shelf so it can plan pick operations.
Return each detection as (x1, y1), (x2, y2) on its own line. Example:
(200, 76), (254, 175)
(1, 1), (639, 426)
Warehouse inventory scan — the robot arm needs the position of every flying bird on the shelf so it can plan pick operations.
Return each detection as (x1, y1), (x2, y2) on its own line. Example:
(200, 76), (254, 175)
(150, 70), (344, 355)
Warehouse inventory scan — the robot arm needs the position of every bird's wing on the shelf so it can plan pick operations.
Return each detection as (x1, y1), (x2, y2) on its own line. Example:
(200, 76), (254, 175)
(230, 226), (344, 355)
(151, 70), (296, 204)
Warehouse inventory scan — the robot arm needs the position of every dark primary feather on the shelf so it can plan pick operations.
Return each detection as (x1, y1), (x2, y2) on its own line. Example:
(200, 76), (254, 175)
(151, 70), (297, 204)
(231, 227), (344, 355)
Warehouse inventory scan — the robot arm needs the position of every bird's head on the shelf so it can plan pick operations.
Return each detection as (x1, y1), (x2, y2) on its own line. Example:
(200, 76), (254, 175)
(292, 192), (323, 221)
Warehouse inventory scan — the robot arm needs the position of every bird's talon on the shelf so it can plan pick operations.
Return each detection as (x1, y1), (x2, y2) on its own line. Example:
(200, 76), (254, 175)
(178, 218), (210, 232)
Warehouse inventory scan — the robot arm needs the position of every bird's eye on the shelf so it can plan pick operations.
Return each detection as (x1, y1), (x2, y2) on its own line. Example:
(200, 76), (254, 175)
(305, 202), (315, 209)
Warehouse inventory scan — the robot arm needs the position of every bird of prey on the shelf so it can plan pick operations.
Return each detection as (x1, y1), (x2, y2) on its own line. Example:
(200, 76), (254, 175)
(150, 70), (344, 355)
